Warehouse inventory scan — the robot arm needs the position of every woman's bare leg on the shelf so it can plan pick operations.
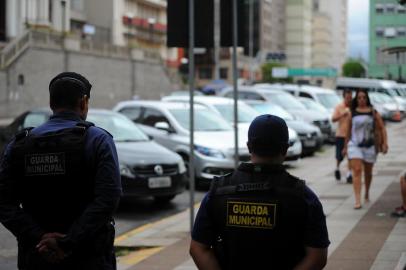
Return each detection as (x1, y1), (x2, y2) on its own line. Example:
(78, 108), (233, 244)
(350, 159), (363, 208)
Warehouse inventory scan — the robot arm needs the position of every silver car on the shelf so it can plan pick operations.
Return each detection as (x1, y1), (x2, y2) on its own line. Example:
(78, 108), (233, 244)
(113, 101), (250, 183)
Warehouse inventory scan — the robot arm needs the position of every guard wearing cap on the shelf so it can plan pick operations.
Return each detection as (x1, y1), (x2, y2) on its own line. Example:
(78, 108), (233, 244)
(190, 114), (330, 270)
(0, 72), (122, 269)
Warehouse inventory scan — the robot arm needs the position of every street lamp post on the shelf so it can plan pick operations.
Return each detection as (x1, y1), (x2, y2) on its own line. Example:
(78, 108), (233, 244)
(148, 18), (156, 44)
(61, 0), (67, 71)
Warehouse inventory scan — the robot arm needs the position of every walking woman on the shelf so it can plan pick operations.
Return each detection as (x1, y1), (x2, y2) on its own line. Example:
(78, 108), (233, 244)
(343, 89), (388, 209)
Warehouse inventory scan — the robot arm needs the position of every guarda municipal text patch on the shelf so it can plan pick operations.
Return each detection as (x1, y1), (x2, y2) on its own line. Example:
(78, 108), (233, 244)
(227, 201), (276, 229)
(25, 153), (66, 176)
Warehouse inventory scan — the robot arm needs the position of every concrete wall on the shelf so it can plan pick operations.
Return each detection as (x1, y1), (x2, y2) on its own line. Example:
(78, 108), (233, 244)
(0, 46), (173, 118)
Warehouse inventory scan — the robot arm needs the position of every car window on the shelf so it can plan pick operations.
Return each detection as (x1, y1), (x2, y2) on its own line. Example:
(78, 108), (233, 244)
(315, 93), (341, 110)
(87, 112), (148, 142)
(244, 92), (264, 100)
(213, 103), (257, 123)
(120, 107), (143, 122)
(169, 107), (232, 131)
(142, 108), (171, 127)
(22, 113), (48, 129)
(299, 92), (312, 98)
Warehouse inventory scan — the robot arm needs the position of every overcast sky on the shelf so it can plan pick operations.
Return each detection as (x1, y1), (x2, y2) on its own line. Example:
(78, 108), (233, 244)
(347, 0), (369, 61)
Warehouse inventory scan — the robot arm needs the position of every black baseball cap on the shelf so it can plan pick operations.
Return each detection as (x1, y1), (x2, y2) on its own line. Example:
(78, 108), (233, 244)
(49, 72), (92, 98)
(248, 114), (289, 156)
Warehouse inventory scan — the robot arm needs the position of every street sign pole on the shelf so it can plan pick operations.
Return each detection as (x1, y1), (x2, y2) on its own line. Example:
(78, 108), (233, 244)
(232, 0), (239, 169)
(188, 0), (195, 231)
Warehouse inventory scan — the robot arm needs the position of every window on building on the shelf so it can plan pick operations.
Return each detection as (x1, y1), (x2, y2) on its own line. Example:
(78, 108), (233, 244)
(198, 67), (213, 79)
(376, 27), (384, 38)
(397, 27), (406, 37)
(397, 5), (406, 13)
(386, 3), (396, 13)
(375, 4), (384, 14)
(220, 68), (228, 79)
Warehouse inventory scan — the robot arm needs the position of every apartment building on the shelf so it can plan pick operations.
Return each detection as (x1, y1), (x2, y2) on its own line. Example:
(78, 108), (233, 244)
(369, 0), (406, 80)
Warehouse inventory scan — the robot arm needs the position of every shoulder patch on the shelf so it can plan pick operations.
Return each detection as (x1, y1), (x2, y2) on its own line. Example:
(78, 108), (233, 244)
(15, 127), (34, 141)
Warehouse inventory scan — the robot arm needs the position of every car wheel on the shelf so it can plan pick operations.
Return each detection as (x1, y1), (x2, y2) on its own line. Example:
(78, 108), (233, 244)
(154, 195), (176, 203)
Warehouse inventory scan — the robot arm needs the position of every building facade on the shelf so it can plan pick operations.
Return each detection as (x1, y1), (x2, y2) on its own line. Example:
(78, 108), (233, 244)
(1, 0), (69, 42)
(316, 0), (347, 73)
(311, 12), (332, 68)
(285, 0), (313, 68)
(369, 0), (406, 81)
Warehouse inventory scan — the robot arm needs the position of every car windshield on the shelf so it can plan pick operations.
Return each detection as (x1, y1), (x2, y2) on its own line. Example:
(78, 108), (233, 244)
(369, 94), (383, 104)
(300, 98), (328, 113)
(377, 93), (394, 103)
(250, 103), (294, 121)
(315, 93), (341, 109)
(213, 103), (257, 123)
(169, 108), (232, 131)
(87, 112), (149, 142)
(263, 92), (306, 110)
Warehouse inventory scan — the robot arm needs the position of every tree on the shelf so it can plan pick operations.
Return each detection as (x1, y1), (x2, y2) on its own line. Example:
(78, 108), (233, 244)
(342, 60), (366, 78)
(261, 62), (293, 83)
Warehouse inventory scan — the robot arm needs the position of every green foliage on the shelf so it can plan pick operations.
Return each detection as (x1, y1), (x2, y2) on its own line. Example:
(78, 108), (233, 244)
(261, 62), (293, 83)
(342, 60), (366, 78)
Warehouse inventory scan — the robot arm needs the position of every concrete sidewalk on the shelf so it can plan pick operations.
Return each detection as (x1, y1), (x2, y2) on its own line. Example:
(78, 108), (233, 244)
(115, 122), (406, 270)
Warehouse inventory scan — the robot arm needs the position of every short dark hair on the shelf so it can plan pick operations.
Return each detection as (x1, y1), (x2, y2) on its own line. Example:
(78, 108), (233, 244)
(49, 72), (92, 110)
(247, 114), (289, 157)
(342, 89), (352, 97)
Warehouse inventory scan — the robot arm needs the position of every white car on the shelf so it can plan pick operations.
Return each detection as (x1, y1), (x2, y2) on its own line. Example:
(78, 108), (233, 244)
(162, 95), (303, 161)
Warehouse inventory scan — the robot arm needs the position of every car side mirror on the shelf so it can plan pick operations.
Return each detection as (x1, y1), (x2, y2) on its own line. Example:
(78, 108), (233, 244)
(154, 122), (172, 133)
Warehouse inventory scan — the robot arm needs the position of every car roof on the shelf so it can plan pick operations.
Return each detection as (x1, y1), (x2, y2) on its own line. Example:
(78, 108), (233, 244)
(163, 95), (246, 105)
(115, 100), (205, 110)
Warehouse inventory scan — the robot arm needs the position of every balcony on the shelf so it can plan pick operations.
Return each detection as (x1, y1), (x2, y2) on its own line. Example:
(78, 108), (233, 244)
(123, 16), (166, 34)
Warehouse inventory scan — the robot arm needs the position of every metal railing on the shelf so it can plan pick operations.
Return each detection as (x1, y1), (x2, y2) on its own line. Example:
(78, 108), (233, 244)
(0, 29), (165, 69)
(0, 30), (31, 69)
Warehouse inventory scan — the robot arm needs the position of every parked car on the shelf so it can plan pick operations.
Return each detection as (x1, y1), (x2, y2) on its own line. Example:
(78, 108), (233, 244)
(0, 108), (186, 202)
(369, 92), (402, 122)
(258, 83), (341, 114)
(246, 101), (322, 156)
(298, 97), (329, 114)
(114, 101), (252, 184)
(161, 95), (302, 160)
(336, 77), (406, 113)
(221, 87), (333, 142)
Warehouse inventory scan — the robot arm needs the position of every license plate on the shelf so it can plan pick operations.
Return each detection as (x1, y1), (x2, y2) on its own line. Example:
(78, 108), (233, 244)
(304, 140), (316, 147)
(148, 177), (171, 188)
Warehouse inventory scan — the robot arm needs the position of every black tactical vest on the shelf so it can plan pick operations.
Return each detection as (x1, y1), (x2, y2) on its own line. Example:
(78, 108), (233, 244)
(208, 163), (308, 270)
(10, 122), (95, 233)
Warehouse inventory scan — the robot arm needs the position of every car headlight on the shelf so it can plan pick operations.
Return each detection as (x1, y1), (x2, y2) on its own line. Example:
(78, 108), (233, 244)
(178, 160), (186, 174)
(195, 145), (226, 159)
(120, 164), (135, 178)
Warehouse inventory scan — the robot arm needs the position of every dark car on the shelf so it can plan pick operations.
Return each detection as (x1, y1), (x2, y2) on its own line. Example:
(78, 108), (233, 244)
(0, 109), (187, 203)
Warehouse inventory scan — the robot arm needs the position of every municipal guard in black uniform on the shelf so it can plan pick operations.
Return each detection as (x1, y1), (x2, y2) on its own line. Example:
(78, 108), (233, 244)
(190, 114), (329, 270)
(0, 72), (122, 270)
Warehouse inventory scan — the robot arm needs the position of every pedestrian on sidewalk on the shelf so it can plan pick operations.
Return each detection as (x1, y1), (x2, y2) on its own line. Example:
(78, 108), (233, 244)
(0, 72), (122, 270)
(332, 89), (353, 183)
(190, 114), (329, 270)
(391, 170), (406, 217)
(343, 89), (388, 210)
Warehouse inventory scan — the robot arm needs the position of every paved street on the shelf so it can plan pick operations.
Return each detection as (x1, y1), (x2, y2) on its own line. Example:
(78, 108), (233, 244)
(0, 121), (405, 270)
